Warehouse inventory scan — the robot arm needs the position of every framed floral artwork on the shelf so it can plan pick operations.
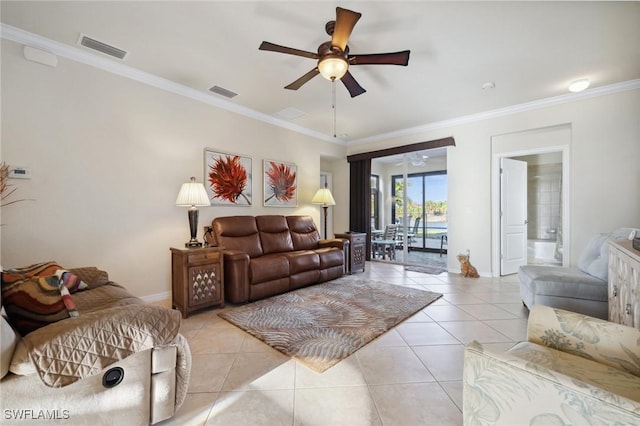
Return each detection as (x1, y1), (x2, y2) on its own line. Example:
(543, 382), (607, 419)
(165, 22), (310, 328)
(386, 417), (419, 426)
(263, 160), (297, 207)
(204, 149), (252, 206)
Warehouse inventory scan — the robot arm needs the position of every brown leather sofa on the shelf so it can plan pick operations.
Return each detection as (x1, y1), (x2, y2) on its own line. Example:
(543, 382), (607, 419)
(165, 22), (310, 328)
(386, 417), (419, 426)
(211, 215), (348, 304)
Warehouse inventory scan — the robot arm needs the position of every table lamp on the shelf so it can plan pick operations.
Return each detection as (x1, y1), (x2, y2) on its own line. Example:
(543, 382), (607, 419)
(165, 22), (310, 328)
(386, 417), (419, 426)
(176, 177), (210, 247)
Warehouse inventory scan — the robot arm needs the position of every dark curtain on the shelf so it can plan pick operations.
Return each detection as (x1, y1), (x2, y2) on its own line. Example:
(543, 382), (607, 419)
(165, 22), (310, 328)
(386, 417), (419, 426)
(349, 159), (372, 260)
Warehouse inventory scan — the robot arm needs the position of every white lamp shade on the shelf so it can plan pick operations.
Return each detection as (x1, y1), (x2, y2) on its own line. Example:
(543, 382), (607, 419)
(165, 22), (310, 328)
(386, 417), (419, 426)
(176, 177), (210, 207)
(318, 56), (348, 81)
(311, 188), (336, 206)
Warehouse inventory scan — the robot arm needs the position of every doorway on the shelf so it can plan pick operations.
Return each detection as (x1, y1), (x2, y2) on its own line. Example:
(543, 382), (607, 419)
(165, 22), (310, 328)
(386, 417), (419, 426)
(370, 149), (448, 268)
(491, 125), (570, 276)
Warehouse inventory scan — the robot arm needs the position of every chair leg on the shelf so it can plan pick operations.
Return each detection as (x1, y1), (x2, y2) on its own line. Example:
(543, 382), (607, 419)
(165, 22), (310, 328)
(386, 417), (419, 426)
(440, 235), (447, 257)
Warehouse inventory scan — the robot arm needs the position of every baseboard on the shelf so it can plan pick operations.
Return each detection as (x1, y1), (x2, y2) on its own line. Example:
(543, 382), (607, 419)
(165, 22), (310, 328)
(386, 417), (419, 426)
(141, 291), (170, 304)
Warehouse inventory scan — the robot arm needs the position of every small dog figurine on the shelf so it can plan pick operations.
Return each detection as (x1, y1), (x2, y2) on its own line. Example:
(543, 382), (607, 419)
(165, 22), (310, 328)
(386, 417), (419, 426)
(457, 251), (479, 278)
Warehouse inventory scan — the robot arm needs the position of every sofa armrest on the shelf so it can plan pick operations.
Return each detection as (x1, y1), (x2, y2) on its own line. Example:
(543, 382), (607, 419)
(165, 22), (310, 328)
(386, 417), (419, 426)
(463, 340), (640, 425)
(221, 249), (251, 304)
(23, 304), (181, 388)
(319, 238), (348, 250)
(527, 304), (640, 377)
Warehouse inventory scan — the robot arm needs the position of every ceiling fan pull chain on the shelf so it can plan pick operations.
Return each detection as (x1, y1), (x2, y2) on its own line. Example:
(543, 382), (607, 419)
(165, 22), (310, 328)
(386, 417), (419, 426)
(332, 79), (337, 138)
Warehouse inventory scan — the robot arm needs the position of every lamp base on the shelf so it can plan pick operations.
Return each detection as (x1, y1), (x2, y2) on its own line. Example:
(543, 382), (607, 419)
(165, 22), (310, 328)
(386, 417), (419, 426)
(185, 208), (202, 248)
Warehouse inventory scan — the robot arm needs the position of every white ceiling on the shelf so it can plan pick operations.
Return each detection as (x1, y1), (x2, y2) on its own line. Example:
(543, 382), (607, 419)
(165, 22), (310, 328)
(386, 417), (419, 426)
(2, 1), (639, 145)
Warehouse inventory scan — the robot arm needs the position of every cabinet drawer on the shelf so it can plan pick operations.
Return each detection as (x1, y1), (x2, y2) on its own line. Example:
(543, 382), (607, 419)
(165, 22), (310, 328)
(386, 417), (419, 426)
(351, 235), (366, 244)
(187, 251), (221, 265)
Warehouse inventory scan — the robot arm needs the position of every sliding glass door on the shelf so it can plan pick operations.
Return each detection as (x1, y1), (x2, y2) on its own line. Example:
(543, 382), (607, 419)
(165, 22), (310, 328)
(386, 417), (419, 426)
(392, 171), (448, 263)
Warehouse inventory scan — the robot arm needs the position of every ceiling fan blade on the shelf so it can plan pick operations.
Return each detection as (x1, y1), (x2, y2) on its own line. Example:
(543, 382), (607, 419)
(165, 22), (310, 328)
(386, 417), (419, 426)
(332, 7), (362, 52)
(259, 41), (319, 60)
(285, 68), (320, 90)
(340, 71), (366, 98)
(349, 50), (411, 66)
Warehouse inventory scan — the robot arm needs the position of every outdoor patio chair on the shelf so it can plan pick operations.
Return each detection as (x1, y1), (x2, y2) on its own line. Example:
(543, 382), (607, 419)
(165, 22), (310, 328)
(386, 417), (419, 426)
(372, 224), (398, 260)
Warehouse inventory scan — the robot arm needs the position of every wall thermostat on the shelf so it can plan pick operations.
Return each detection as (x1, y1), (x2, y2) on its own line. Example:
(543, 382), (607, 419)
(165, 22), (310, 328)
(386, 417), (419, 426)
(8, 167), (32, 179)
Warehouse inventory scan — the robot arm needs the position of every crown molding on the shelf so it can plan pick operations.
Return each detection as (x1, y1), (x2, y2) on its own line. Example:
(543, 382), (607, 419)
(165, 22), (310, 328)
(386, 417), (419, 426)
(348, 79), (640, 146)
(0, 23), (344, 145)
(3, 23), (637, 149)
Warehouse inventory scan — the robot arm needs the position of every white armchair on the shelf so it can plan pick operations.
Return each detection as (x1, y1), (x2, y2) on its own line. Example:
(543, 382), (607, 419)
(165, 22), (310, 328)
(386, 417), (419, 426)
(463, 304), (640, 425)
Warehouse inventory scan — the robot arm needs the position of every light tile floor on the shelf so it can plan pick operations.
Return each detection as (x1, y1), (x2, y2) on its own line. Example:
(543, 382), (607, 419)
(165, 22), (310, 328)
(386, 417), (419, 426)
(160, 261), (527, 426)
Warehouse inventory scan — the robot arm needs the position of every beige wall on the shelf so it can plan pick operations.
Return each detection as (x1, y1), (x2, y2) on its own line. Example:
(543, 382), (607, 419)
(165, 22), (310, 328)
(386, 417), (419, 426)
(2, 36), (638, 286)
(349, 89), (640, 275)
(0, 39), (346, 299)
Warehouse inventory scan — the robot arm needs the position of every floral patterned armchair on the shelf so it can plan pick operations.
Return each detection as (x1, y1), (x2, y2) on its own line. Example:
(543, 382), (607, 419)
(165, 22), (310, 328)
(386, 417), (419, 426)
(463, 304), (640, 425)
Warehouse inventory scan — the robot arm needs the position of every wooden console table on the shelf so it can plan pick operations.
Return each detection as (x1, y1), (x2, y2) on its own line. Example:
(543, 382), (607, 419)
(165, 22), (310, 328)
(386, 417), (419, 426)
(608, 240), (640, 329)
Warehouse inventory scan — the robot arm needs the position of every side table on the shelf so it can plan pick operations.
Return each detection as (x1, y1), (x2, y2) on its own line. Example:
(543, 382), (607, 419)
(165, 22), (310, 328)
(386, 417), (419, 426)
(335, 232), (366, 274)
(170, 246), (224, 318)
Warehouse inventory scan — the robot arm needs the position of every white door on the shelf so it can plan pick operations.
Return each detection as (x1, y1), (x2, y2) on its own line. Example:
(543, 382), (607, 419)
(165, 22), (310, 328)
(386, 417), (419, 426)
(500, 158), (527, 275)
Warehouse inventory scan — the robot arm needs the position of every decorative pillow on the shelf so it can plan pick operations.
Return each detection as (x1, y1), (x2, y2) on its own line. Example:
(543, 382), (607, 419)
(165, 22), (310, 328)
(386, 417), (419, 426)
(1, 261), (64, 284)
(1, 261), (88, 294)
(1, 275), (79, 336)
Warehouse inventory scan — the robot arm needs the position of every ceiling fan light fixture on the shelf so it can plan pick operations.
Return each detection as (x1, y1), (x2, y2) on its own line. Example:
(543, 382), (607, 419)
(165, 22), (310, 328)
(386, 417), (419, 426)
(318, 55), (348, 81)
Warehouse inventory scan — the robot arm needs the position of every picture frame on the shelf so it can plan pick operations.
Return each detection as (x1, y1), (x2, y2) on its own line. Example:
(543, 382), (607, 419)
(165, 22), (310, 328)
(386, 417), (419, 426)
(263, 159), (297, 207)
(204, 149), (252, 206)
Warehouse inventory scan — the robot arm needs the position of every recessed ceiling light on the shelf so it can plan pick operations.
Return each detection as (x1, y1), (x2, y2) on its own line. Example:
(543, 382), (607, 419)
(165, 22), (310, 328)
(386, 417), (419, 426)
(569, 79), (590, 93)
(482, 82), (495, 90)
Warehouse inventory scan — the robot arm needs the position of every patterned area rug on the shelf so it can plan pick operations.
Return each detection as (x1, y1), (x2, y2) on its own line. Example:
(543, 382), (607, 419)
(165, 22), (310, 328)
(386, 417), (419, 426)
(405, 265), (447, 275)
(219, 276), (442, 373)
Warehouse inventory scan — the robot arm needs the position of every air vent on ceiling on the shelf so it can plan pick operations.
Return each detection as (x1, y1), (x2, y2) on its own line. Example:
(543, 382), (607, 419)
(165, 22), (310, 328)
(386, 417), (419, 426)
(274, 107), (306, 120)
(209, 86), (238, 99)
(77, 34), (128, 60)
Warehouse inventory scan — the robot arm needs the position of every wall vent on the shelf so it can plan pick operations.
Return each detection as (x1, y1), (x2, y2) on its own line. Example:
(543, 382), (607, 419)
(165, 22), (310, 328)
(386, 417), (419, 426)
(77, 34), (128, 60)
(209, 85), (238, 99)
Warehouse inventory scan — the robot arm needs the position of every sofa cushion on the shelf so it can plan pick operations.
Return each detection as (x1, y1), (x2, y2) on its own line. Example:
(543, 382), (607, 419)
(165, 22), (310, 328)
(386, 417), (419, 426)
(578, 228), (639, 281)
(250, 254), (290, 284)
(577, 233), (611, 281)
(282, 250), (320, 274)
(213, 216), (264, 258)
(518, 265), (607, 301)
(256, 215), (294, 254)
(315, 247), (344, 269)
(287, 216), (320, 250)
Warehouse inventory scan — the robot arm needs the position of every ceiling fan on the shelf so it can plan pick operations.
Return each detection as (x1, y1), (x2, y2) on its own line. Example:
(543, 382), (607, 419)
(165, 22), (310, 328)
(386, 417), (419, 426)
(259, 6), (410, 98)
